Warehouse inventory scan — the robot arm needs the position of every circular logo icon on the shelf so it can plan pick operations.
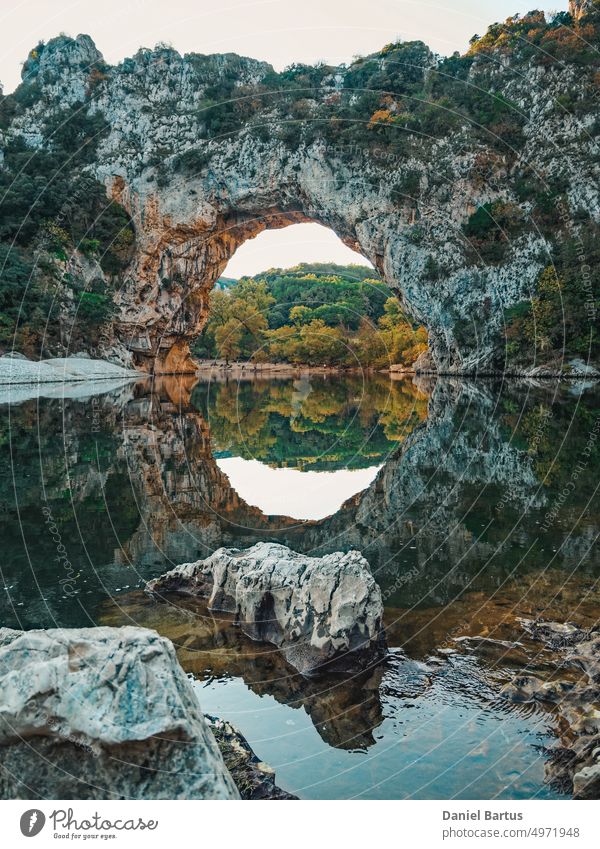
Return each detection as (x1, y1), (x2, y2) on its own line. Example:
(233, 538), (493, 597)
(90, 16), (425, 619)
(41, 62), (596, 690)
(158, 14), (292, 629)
(19, 810), (46, 837)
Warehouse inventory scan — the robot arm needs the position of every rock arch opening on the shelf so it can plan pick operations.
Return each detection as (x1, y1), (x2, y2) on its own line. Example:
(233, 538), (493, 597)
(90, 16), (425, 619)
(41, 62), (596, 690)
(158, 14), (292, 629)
(221, 221), (374, 279)
(195, 220), (393, 370)
(113, 204), (427, 374)
(117, 208), (387, 374)
(116, 208), (310, 373)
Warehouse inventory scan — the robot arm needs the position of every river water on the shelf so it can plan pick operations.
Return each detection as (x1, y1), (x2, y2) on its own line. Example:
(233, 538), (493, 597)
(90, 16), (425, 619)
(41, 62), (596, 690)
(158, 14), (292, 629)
(0, 373), (598, 799)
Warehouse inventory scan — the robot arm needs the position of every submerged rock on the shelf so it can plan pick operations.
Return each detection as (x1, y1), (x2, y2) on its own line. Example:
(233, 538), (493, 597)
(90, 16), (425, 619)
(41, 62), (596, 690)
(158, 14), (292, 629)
(205, 715), (297, 799)
(101, 589), (387, 749)
(501, 619), (600, 800)
(0, 626), (239, 799)
(147, 542), (386, 675)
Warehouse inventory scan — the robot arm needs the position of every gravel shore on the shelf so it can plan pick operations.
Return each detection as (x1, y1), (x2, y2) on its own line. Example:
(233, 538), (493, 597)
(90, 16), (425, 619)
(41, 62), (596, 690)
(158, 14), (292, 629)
(0, 354), (142, 385)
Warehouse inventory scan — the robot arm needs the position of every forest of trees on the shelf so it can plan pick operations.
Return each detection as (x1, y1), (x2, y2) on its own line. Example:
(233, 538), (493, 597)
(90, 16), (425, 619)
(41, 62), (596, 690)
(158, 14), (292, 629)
(192, 263), (428, 368)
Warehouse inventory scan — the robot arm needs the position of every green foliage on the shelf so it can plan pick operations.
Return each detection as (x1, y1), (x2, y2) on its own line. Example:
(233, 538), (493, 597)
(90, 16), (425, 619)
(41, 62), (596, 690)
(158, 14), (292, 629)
(464, 201), (525, 263)
(267, 319), (348, 365)
(468, 9), (600, 67)
(0, 243), (62, 355)
(0, 398), (142, 630)
(0, 101), (135, 354)
(193, 263), (428, 368)
(42, 103), (108, 164)
(172, 147), (211, 173)
(501, 386), (600, 493)
(75, 290), (114, 326)
(397, 170), (421, 197)
(504, 223), (600, 366)
(194, 278), (274, 362)
(0, 92), (134, 356)
(255, 263), (390, 330)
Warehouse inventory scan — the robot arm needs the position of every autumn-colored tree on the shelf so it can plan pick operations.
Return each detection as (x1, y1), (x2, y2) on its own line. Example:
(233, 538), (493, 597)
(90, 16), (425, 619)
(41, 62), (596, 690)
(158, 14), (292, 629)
(214, 318), (243, 364)
(201, 278), (274, 362)
(194, 268), (429, 367)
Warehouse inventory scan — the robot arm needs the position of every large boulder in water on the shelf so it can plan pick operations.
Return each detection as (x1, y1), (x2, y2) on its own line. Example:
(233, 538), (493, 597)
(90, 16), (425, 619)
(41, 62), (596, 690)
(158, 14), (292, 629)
(146, 542), (386, 675)
(0, 626), (239, 799)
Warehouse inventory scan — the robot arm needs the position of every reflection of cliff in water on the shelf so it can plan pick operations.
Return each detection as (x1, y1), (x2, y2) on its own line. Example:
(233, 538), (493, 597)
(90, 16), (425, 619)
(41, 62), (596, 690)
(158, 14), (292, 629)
(113, 376), (600, 611)
(112, 373), (431, 568)
(1, 373), (598, 779)
(1, 374), (598, 632)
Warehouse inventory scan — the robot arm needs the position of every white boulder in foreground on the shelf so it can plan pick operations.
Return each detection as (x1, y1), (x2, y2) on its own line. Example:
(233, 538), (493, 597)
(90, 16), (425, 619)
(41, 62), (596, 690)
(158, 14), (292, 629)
(147, 542), (386, 675)
(0, 626), (239, 799)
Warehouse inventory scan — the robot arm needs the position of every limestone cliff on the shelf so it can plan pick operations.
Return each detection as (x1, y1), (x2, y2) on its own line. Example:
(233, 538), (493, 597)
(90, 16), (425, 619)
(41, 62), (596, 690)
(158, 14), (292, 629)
(1, 7), (599, 373)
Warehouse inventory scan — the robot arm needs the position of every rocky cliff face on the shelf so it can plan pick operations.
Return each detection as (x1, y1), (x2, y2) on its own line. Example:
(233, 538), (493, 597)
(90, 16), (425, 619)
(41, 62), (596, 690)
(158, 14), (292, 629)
(2, 6), (599, 374)
(570, 0), (596, 19)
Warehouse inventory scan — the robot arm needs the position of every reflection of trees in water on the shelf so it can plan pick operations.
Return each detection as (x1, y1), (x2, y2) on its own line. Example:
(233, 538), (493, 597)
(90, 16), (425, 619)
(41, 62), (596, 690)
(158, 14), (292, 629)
(2, 376), (599, 763)
(194, 374), (428, 470)
(1, 376), (598, 629)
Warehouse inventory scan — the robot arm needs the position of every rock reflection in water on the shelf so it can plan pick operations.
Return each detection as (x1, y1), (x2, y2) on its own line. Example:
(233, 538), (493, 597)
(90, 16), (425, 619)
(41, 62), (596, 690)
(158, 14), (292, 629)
(100, 591), (388, 751)
(0, 372), (598, 798)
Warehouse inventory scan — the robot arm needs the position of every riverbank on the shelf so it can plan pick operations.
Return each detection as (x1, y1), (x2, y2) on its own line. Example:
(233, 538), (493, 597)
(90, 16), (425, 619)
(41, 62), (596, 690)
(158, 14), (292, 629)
(194, 358), (418, 379)
(0, 353), (142, 385)
(193, 356), (600, 380)
(4, 353), (597, 385)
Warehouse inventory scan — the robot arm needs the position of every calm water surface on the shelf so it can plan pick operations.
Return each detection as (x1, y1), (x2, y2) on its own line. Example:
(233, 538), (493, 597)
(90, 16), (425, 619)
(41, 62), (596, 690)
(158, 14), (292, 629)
(1, 373), (598, 799)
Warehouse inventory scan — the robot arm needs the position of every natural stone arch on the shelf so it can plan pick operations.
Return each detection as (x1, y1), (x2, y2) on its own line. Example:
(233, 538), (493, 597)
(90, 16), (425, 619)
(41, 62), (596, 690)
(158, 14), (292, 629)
(110, 197), (318, 372)
(108, 177), (396, 374)
(105, 141), (495, 376)
(77, 43), (545, 376)
(9, 24), (600, 373)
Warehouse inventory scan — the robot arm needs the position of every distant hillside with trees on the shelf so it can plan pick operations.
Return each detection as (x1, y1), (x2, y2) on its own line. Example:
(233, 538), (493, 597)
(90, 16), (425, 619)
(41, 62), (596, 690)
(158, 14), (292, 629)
(192, 263), (428, 368)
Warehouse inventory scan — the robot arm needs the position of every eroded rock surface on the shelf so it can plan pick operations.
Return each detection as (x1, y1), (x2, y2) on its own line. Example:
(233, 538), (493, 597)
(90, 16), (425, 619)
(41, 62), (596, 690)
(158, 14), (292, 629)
(205, 715), (297, 799)
(500, 620), (600, 800)
(147, 542), (386, 675)
(0, 354), (141, 385)
(101, 589), (387, 750)
(0, 626), (239, 799)
(5, 14), (600, 373)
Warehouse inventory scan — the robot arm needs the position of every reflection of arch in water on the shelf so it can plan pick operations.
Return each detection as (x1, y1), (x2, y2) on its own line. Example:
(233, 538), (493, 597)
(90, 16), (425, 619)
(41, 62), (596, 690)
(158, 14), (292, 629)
(115, 374), (568, 615)
(10, 371), (592, 758)
(114, 372), (430, 565)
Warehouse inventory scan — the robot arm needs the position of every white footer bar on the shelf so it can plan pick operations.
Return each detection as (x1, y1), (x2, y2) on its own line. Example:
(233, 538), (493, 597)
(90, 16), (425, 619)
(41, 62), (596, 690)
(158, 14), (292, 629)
(0, 799), (597, 848)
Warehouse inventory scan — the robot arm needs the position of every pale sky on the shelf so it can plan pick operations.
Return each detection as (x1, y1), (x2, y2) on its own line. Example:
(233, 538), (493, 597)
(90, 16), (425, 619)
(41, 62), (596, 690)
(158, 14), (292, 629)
(0, 0), (569, 94)
(217, 457), (382, 519)
(223, 223), (372, 276)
